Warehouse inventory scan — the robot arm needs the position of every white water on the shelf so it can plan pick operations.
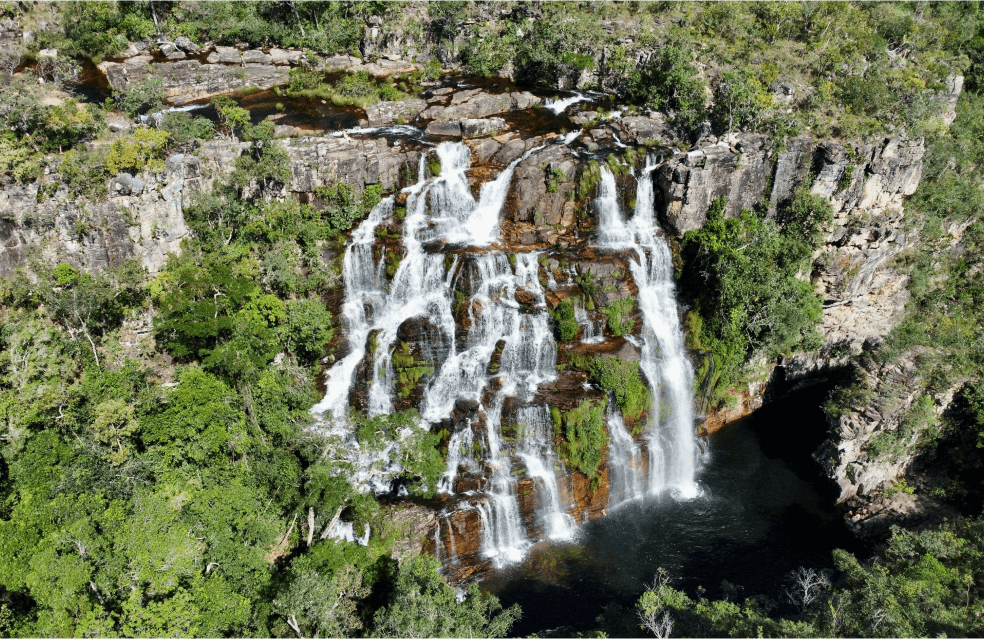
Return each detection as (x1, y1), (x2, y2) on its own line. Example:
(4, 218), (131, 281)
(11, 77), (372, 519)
(313, 141), (561, 567)
(515, 405), (576, 540)
(312, 138), (701, 575)
(544, 92), (592, 115)
(595, 161), (700, 500)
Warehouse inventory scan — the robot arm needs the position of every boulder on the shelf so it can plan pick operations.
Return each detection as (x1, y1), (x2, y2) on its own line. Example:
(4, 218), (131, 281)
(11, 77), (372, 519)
(460, 117), (505, 139)
(425, 120), (462, 137)
(174, 36), (200, 54)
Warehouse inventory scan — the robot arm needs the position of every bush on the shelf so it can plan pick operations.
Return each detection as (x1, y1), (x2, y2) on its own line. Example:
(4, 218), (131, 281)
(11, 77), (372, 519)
(282, 69), (409, 109)
(114, 77), (165, 117)
(590, 357), (651, 423)
(553, 299), (580, 342)
(711, 68), (773, 132)
(551, 399), (608, 479)
(627, 46), (707, 129)
(162, 112), (217, 145)
(601, 296), (636, 337)
(105, 128), (170, 175)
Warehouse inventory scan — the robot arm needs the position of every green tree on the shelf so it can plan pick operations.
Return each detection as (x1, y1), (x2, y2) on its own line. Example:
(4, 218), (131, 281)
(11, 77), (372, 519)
(711, 68), (773, 132)
(628, 46), (707, 129)
(372, 556), (521, 638)
(274, 565), (369, 638)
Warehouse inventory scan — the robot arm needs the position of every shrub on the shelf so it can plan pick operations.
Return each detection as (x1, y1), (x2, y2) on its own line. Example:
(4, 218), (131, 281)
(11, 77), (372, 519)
(105, 128), (170, 175)
(590, 357), (651, 423)
(0, 138), (44, 184)
(627, 46), (707, 129)
(711, 68), (773, 132)
(114, 77), (165, 117)
(551, 399), (608, 479)
(163, 111), (217, 145)
(553, 299), (580, 342)
(601, 296), (636, 337)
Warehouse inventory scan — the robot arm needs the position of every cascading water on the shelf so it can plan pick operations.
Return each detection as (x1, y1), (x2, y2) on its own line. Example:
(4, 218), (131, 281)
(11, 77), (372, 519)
(314, 139), (572, 567)
(595, 160), (700, 501)
(515, 405), (576, 540)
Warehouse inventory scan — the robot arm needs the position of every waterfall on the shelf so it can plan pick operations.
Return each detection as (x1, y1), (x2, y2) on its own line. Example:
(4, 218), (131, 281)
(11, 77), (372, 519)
(575, 305), (603, 344)
(595, 160), (700, 500)
(606, 404), (646, 506)
(543, 92), (592, 115)
(515, 405), (576, 540)
(314, 140), (568, 567)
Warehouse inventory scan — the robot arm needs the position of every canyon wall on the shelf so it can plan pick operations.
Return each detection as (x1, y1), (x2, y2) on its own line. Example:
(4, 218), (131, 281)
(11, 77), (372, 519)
(0, 70), (963, 564)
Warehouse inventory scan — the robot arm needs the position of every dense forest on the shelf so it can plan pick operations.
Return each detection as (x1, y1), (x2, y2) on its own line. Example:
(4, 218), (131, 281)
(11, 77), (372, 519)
(2, 1), (984, 637)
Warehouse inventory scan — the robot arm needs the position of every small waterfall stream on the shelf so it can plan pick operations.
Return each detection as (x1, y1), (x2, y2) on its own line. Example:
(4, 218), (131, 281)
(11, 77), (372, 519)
(595, 161), (700, 500)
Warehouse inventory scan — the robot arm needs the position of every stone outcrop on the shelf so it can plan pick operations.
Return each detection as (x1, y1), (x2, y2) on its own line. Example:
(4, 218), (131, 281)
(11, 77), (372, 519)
(815, 347), (962, 506)
(0, 134), (421, 277)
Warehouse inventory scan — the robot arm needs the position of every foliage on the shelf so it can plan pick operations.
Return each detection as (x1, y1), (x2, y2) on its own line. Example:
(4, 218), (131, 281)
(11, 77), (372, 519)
(390, 341), (434, 399)
(680, 193), (828, 400)
(113, 77), (165, 118)
(711, 68), (774, 133)
(371, 556), (521, 637)
(162, 111), (217, 146)
(551, 399), (608, 479)
(282, 69), (407, 108)
(627, 46), (707, 129)
(590, 357), (651, 423)
(601, 296), (636, 337)
(105, 127), (170, 175)
(0, 137), (44, 184)
(553, 298), (580, 342)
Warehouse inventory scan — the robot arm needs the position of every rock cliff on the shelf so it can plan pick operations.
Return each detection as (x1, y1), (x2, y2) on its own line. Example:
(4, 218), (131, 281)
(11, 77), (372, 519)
(0, 70), (963, 565)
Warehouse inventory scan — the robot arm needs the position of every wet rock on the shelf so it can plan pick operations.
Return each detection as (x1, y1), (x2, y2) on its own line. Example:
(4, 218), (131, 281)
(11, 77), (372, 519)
(470, 138), (501, 164)
(419, 90), (541, 121)
(493, 138), (527, 164)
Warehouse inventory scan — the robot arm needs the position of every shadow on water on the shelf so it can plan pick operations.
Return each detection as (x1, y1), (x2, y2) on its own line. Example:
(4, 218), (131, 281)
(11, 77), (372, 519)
(484, 384), (866, 637)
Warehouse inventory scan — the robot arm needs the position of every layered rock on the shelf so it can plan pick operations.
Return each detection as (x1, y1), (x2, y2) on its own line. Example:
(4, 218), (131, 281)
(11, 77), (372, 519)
(0, 134), (421, 276)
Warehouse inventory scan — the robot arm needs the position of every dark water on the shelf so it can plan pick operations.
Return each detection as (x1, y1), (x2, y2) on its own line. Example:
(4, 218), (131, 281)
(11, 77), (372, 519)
(484, 385), (865, 637)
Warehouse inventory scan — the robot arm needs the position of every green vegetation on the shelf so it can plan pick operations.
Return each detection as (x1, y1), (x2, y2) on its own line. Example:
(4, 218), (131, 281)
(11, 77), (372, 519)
(631, 521), (984, 638)
(553, 298), (580, 342)
(680, 190), (831, 404)
(550, 399), (607, 479)
(590, 357), (651, 424)
(601, 296), (636, 337)
(626, 45), (707, 129)
(105, 127), (169, 175)
(0, 82), (516, 639)
(281, 69), (408, 109)
(390, 342), (434, 400)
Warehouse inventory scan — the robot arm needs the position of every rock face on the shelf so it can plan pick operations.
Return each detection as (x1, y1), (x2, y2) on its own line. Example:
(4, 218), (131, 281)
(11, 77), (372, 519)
(656, 133), (925, 364)
(815, 347), (962, 505)
(0, 135), (421, 277)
